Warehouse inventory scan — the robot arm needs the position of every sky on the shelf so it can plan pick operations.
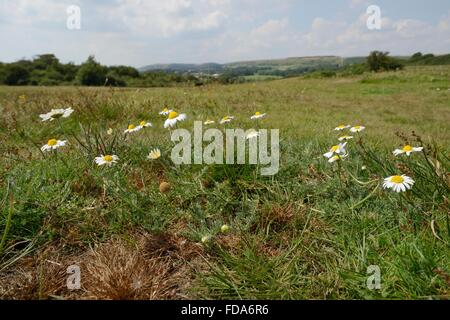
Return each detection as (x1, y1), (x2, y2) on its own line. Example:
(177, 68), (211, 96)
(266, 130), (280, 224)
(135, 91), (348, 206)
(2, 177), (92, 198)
(0, 0), (449, 67)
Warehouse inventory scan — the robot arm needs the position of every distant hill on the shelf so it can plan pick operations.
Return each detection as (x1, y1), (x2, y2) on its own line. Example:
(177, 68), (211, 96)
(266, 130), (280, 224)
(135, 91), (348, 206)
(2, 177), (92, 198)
(139, 56), (349, 75)
(140, 63), (223, 73)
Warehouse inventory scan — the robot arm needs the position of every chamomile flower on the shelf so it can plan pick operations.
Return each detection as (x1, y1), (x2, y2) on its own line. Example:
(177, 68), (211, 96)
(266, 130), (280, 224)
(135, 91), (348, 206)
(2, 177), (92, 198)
(383, 175), (415, 193)
(246, 129), (260, 139)
(39, 108), (74, 122)
(350, 125), (365, 133)
(138, 120), (153, 129)
(95, 155), (119, 166)
(220, 116), (234, 124)
(323, 142), (347, 159)
(338, 135), (354, 141)
(159, 107), (173, 116)
(334, 124), (351, 131)
(124, 124), (142, 134)
(41, 139), (67, 152)
(147, 148), (161, 160)
(250, 112), (266, 120)
(392, 145), (423, 156)
(328, 154), (347, 163)
(164, 111), (186, 128)
(204, 119), (215, 125)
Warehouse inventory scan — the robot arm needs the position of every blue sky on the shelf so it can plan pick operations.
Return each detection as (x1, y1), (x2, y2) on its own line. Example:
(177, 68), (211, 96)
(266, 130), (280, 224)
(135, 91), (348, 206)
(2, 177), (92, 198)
(0, 0), (449, 67)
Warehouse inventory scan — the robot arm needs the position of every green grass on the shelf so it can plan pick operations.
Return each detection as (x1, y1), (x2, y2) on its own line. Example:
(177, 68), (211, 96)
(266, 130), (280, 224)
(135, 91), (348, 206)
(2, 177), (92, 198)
(0, 65), (449, 299)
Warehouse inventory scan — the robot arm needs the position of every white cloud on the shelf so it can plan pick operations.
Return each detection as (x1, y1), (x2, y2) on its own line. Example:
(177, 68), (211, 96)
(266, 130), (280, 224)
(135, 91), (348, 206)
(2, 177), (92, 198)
(103, 0), (229, 37)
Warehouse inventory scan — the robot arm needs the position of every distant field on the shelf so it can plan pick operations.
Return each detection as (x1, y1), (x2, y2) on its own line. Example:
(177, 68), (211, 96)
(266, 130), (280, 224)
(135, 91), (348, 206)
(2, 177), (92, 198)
(0, 65), (449, 299)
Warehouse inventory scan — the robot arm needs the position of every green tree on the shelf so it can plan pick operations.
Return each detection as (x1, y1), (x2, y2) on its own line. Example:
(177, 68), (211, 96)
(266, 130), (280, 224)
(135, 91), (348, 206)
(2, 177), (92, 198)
(4, 64), (30, 85)
(76, 56), (107, 86)
(367, 51), (404, 72)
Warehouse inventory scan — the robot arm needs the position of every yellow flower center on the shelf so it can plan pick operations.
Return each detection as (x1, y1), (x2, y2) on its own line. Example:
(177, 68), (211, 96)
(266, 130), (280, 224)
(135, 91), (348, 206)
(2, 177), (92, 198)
(103, 155), (113, 162)
(168, 111), (179, 119)
(140, 121), (146, 126)
(47, 139), (57, 146)
(338, 125), (345, 129)
(390, 176), (404, 184)
(162, 108), (168, 112)
(354, 126), (361, 130)
(128, 124), (135, 130)
(403, 145), (413, 152)
(331, 145), (339, 152)
(255, 112), (261, 116)
(331, 155), (340, 161)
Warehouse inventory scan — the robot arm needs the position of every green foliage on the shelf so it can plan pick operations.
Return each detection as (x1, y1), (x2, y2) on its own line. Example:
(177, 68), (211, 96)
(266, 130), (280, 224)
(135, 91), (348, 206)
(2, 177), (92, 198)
(408, 52), (450, 65)
(367, 51), (404, 72)
(76, 56), (108, 86)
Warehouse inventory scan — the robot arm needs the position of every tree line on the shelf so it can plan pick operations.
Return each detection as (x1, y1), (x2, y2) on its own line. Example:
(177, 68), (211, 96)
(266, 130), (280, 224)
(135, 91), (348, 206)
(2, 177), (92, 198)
(0, 54), (200, 87)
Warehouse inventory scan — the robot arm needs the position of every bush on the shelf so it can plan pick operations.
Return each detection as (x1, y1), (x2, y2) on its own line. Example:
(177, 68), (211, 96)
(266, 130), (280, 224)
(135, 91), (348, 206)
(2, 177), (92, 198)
(367, 51), (404, 72)
(4, 64), (30, 85)
(76, 56), (108, 86)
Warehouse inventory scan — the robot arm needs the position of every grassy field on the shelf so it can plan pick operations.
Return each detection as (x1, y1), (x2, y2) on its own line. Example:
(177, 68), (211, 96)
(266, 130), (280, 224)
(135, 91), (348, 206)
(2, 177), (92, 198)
(0, 66), (449, 299)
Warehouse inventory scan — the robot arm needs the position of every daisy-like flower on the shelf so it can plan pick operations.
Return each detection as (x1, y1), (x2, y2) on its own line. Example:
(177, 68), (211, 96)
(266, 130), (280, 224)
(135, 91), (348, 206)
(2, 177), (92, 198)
(323, 142), (347, 159)
(334, 124), (351, 131)
(124, 124), (142, 134)
(250, 112), (266, 120)
(164, 111), (186, 128)
(246, 129), (260, 140)
(95, 155), (119, 166)
(159, 107), (173, 116)
(219, 116), (234, 124)
(393, 145), (423, 156)
(39, 108), (74, 122)
(41, 139), (67, 152)
(328, 154), (348, 163)
(138, 120), (152, 129)
(338, 135), (354, 141)
(350, 125), (365, 133)
(383, 175), (415, 193)
(204, 119), (215, 125)
(147, 148), (161, 160)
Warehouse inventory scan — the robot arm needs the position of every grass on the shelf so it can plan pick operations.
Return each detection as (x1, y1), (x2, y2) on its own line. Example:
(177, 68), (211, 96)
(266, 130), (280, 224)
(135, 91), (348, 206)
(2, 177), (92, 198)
(0, 65), (449, 300)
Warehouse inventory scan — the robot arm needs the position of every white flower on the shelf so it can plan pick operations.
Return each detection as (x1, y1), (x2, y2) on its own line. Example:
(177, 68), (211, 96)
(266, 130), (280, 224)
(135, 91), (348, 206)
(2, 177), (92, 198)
(334, 124), (351, 131)
(204, 120), (215, 125)
(159, 108), (173, 116)
(201, 235), (211, 244)
(124, 124), (142, 134)
(220, 116), (234, 124)
(138, 120), (152, 129)
(95, 155), (119, 166)
(164, 111), (186, 128)
(250, 112), (266, 120)
(383, 175), (415, 193)
(41, 139), (67, 152)
(39, 108), (74, 122)
(246, 129), (260, 140)
(147, 148), (161, 160)
(107, 128), (113, 135)
(350, 125), (365, 133)
(323, 142), (347, 159)
(338, 135), (354, 141)
(328, 154), (347, 163)
(393, 145), (423, 156)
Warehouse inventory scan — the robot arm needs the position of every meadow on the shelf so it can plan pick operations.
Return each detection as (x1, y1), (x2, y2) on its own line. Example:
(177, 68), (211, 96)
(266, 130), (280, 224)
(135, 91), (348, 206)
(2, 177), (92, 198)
(0, 65), (449, 299)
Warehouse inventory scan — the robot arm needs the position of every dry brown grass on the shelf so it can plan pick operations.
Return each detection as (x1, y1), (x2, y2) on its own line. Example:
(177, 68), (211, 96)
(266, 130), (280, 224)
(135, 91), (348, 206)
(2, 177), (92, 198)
(0, 232), (205, 300)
